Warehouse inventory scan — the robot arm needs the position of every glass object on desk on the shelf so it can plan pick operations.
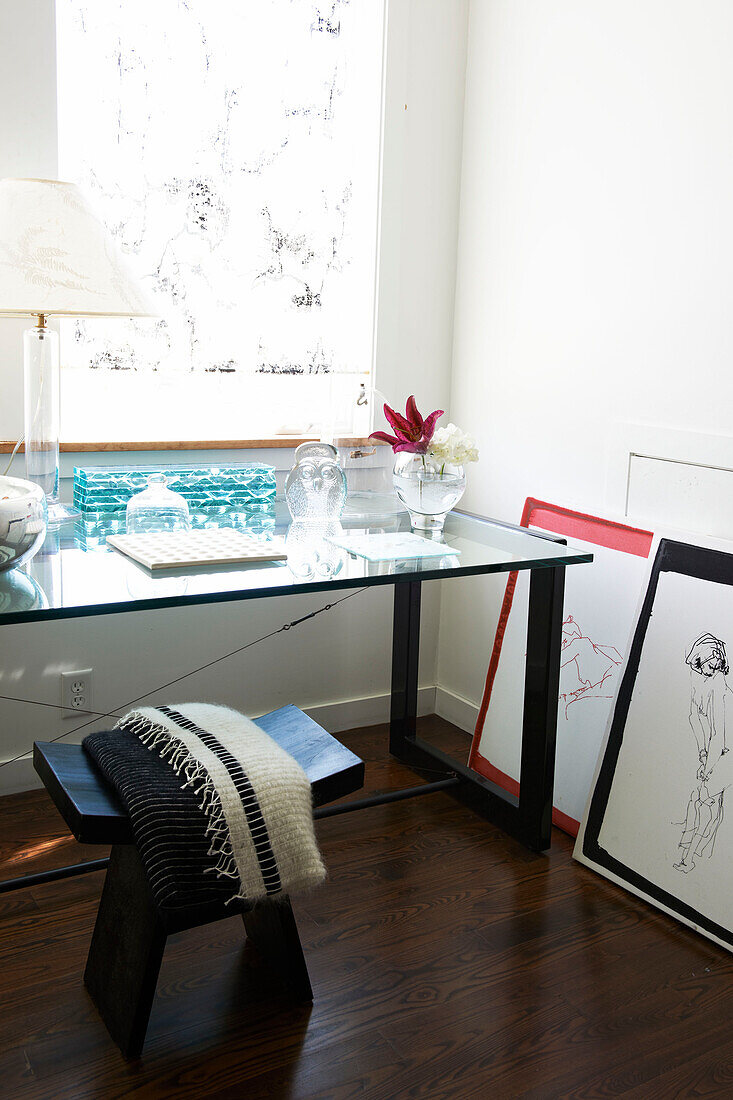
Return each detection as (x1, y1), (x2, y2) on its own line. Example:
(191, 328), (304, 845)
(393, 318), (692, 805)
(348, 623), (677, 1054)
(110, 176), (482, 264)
(392, 452), (466, 533)
(0, 565), (48, 614)
(126, 475), (191, 534)
(334, 434), (404, 519)
(0, 475), (48, 572)
(73, 462), (277, 520)
(286, 443), (347, 524)
(23, 324), (60, 509)
(286, 521), (345, 581)
(76, 501), (277, 550)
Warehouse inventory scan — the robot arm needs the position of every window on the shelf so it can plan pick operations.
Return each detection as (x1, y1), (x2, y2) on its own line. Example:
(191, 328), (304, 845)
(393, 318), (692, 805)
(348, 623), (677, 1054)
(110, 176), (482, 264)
(55, 0), (384, 443)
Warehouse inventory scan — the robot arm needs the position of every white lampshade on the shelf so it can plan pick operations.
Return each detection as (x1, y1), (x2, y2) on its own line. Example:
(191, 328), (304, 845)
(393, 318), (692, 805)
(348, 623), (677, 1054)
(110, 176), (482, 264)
(0, 178), (155, 318)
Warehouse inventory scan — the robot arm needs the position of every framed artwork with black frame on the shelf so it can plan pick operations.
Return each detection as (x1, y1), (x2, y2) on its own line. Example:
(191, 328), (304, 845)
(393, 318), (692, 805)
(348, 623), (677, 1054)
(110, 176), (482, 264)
(577, 538), (733, 952)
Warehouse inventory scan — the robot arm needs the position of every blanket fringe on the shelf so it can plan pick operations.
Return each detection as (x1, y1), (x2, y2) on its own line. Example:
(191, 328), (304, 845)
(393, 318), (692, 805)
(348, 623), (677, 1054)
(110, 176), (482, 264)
(117, 710), (243, 899)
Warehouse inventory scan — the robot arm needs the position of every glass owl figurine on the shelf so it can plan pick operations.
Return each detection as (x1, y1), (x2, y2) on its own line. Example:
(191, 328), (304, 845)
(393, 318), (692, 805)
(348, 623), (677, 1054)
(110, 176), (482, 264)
(285, 522), (345, 581)
(285, 442), (347, 523)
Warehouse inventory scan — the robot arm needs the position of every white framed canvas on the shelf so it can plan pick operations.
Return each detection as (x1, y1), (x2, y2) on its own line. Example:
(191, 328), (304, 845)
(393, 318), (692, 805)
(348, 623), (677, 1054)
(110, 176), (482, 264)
(576, 538), (733, 952)
(469, 499), (653, 835)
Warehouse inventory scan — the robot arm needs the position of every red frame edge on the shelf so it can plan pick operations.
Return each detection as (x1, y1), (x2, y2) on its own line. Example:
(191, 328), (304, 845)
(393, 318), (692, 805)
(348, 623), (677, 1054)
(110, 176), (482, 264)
(468, 497), (654, 836)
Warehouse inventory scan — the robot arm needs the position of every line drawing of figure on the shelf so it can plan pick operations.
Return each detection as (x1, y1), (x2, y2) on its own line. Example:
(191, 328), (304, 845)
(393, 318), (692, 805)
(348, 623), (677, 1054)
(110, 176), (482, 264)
(674, 633), (733, 873)
(558, 615), (624, 719)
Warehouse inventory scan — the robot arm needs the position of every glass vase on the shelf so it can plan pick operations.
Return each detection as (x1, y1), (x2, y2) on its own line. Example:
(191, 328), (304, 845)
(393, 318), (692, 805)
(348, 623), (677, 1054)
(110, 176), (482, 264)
(393, 452), (466, 532)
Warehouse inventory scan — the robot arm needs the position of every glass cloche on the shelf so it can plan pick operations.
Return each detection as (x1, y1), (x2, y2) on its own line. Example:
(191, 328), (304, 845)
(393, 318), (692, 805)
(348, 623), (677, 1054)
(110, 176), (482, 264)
(126, 474), (191, 534)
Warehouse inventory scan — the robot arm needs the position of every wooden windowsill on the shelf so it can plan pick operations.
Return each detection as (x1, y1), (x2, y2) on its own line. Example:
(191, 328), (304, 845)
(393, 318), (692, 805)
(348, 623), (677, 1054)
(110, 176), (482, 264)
(0, 436), (384, 454)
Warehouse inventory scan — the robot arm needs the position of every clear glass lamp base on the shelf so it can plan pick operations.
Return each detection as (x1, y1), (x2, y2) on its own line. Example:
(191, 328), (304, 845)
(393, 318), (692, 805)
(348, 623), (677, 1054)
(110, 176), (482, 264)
(23, 321), (81, 528)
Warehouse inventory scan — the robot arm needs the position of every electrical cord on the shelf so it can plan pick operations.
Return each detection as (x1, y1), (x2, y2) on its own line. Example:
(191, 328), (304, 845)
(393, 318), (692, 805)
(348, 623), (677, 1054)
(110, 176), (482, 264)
(2, 435), (24, 478)
(0, 586), (367, 771)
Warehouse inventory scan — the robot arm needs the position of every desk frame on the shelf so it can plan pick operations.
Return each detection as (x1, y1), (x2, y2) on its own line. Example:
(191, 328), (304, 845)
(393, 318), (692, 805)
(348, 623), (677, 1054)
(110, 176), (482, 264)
(390, 563), (565, 851)
(0, 516), (574, 894)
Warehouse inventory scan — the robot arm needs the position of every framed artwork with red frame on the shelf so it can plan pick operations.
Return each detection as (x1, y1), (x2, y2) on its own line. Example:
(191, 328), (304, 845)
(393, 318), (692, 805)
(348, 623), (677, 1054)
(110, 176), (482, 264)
(468, 498), (654, 836)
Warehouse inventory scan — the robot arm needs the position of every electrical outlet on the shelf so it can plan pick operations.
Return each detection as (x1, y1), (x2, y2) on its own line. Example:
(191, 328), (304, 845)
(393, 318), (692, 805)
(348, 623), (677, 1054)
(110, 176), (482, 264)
(61, 669), (93, 717)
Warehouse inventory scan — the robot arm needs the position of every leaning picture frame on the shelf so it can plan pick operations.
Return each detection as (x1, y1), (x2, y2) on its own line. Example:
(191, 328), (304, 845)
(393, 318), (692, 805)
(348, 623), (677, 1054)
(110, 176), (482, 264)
(576, 537), (733, 952)
(469, 498), (654, 835)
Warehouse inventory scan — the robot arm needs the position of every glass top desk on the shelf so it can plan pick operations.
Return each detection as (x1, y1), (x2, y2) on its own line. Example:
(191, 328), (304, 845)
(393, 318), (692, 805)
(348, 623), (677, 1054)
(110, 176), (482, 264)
(0, 504), (592, 854)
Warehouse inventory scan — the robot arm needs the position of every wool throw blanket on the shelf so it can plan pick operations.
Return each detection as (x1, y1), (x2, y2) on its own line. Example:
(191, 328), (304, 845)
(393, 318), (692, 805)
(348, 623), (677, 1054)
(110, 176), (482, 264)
(83, 703), (325, 914)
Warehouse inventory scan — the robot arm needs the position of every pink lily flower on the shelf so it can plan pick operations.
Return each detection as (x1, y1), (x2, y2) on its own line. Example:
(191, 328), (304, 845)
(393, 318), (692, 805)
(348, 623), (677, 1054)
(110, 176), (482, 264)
(370, 396), (444, 455)
(367, 396), (442, 455)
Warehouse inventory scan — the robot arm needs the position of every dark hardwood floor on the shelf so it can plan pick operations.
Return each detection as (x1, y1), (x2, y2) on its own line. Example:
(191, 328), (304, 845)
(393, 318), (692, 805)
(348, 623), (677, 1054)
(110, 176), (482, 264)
(1, 716), (733, 1099)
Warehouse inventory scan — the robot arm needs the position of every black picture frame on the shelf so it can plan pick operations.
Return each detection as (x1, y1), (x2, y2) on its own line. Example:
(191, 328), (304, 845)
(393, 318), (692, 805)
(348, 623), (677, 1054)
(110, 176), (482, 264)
(583, 537), (733, 949)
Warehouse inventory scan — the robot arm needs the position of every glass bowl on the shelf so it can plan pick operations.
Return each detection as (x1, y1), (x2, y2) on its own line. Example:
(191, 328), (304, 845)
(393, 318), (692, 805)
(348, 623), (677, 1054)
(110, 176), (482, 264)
(0, 475), (48, 572)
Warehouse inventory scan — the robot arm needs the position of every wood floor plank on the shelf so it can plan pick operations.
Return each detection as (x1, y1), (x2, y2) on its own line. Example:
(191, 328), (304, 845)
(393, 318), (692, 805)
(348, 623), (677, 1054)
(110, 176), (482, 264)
(620, 1048), (733, 1100)
(131, 1028), (408, 1100)
(1, 717), (732, 1099)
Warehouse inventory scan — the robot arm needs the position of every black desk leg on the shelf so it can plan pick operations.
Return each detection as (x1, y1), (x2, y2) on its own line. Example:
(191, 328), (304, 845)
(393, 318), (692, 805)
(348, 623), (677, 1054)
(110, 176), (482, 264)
(385, 566), (565, 852)
(518, 564), (566, 850)
(389, 580), (422, 756)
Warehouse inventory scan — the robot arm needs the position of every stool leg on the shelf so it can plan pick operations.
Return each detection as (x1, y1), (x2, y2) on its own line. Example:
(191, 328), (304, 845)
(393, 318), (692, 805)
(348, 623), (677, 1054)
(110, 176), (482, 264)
(84, 844), (166, 1060)
(242, 896), (313, 1003)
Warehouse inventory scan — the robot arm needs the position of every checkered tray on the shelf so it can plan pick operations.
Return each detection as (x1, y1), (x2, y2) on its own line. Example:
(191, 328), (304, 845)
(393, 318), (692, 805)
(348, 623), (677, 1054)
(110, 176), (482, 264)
(106, 529), (288, 571)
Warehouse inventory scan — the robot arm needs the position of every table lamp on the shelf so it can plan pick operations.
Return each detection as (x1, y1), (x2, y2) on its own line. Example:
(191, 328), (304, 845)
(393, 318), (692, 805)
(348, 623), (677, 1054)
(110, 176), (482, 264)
(0, 178), (155, 524)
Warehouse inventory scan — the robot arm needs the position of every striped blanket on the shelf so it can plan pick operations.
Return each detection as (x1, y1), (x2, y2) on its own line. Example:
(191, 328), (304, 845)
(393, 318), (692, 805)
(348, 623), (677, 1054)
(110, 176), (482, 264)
(83, 703), (325, 914)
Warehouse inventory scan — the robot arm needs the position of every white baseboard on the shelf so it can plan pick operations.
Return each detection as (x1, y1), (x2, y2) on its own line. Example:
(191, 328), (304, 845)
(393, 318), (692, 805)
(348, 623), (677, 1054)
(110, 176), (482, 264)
(0, 756), (41, 797)
(0, 686), (440, 797)
(434, 685), (479, 735)
(305, 685), (437, 733)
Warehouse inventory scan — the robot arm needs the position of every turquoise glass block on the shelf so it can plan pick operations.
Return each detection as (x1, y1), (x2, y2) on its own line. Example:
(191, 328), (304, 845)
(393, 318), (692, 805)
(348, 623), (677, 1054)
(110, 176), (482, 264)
(74, 501), (277, 551)
(73, 462), (277, 519)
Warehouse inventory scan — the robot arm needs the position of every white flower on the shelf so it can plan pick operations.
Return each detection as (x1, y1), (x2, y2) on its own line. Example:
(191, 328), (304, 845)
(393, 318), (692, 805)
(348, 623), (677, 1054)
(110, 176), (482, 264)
(428, 423), (479, 466)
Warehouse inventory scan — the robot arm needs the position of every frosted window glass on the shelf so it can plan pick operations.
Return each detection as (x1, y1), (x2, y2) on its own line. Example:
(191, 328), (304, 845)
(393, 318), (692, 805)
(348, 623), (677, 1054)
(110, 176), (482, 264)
(55, 0), (383, 441)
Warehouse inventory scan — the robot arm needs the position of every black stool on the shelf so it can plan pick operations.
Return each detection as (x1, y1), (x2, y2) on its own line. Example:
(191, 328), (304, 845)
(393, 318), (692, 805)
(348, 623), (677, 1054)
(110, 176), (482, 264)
(34, 705), (364, 1059)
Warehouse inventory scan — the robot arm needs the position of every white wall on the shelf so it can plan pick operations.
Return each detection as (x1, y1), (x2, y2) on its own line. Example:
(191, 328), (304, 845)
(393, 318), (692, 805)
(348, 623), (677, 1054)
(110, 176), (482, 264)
(0, 0), (58, 441)
(437, 0), (733, 725)
(0, 0), (469, 792)
(374, 0), (468, 417)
